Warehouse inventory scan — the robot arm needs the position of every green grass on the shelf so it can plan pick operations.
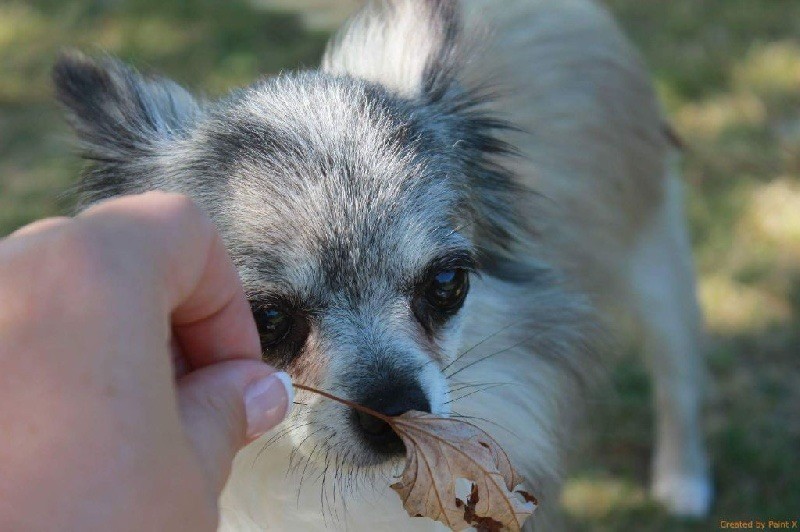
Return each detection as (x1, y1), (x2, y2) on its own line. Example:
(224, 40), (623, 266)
(1, 0), (798, 529)
(563, 1), (800, 529)
(0, 0), (328, 230)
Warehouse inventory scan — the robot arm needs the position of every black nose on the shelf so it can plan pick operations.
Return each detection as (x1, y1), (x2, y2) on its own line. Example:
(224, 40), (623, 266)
(353, 381), (431, 456)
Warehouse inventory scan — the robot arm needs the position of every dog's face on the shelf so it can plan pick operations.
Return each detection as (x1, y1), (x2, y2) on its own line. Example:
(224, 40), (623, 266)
(54, 1), (522, 468)
(214, 74), (479, 464)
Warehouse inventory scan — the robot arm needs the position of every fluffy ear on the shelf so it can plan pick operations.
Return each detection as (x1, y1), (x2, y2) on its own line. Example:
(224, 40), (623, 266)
(325, 1), (524, 257)
(322, 0), (462, 100)
(53, 52), (201, 204)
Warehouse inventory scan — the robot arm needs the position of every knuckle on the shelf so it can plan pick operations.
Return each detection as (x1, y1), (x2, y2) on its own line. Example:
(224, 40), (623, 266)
(0, 222), (118, 321)
(87, 191), (204, 225)
(9, 216), (71, 237)
(140, 191), (214, 236)
(55, 224), (104, 270)
(49, 224), (119, 299)
(148, 191), (204, 220)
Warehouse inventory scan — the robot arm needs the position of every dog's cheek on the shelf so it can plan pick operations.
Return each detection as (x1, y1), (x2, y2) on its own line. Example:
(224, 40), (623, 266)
(432, 311), (467, 366)
(412, 313), (465, 416)
(285, 329), (329, 388)
(407, 304), (456, 367)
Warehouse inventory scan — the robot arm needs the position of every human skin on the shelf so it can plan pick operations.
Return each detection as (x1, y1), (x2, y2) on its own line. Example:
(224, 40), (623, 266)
(0, 192), (291, 531)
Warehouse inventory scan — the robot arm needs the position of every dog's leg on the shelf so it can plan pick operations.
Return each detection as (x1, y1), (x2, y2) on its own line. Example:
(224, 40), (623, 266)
(626, 165), (712, 517)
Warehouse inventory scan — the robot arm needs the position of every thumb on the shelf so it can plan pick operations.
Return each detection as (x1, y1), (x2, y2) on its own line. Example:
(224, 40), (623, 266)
(177, 360), (293, 493)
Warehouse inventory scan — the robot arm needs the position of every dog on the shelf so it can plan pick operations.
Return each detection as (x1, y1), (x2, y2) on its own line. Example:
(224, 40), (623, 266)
(53, 0), (711, 529)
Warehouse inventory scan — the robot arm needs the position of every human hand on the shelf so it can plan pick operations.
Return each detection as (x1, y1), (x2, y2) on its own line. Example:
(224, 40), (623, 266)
(0, 192), (291, 531)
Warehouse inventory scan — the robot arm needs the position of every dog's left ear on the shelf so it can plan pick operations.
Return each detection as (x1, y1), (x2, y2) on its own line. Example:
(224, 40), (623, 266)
(53, 51), (201, 204)
(322, 0), (462, 101)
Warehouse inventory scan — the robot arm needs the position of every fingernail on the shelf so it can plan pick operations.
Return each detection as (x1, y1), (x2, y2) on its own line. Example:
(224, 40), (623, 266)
(244, 372), (293, 439)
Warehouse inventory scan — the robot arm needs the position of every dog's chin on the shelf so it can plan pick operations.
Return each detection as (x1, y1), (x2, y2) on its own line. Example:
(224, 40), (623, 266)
(285, 425), (407, 472)
(357, 447), (407, 469)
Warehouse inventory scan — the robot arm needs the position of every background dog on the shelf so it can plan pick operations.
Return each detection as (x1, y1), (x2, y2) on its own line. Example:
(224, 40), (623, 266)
(52, 0), (710, 529)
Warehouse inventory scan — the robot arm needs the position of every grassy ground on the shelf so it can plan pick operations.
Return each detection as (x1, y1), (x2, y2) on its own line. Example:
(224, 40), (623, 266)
(1, 1), (798, 530)
(563, 2), (800, 530)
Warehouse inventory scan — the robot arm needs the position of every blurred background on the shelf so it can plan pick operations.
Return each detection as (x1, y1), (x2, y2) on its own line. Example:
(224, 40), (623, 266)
(0, 0), (798, 529)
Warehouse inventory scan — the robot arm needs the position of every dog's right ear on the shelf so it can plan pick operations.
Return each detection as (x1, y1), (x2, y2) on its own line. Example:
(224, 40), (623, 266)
(53, 52), (201, 201)
(322, 0), (463, 101)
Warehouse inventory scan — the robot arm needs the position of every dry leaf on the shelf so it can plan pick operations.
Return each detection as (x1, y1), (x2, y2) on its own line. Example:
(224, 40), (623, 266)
(294, 384), (537, 531)
(389, 411), (536, 531)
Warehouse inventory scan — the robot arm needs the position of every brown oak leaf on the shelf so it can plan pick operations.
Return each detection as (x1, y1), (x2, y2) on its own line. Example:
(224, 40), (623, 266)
(389, 411), (536, 531)
(294, 384), (537, 531)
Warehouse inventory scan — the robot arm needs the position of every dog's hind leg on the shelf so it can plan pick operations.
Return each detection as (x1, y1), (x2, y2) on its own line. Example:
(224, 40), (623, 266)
(626, 162), (712, 517)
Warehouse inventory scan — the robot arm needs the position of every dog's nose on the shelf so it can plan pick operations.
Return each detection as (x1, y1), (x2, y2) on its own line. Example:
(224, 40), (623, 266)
(353, 381), (430, 456)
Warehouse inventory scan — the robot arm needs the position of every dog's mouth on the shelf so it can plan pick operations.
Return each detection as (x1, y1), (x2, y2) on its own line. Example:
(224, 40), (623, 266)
(279, 389), (434, 470)
(279, 371), (447, 471)
(279, 409), (406, 472)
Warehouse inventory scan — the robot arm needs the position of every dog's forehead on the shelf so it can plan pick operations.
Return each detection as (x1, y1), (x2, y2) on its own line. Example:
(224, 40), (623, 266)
(204, 73), (471, 300)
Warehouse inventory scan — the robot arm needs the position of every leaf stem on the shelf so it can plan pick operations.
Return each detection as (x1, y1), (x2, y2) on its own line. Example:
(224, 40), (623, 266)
(293, 383), (395, 425)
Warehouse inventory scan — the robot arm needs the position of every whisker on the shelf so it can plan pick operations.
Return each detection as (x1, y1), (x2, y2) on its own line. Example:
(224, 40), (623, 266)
(447, 330), (544, 379)
(332, 452), (342, 523)
(339, 452), (351, 522)
(253, 421), (314, 466)
(447, 380), (513, 394)
(289, 427), (326, 473)
(318, 447), (334, 526)
(295, 436), (326, 505)
(262, 420), (311, 448)
(441, 318), (526, 374)
(450, 410), (518, 438)
(444, 382), (509, 404)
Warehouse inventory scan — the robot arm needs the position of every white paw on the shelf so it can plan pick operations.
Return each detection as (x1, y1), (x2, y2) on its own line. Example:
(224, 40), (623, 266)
(652, 474), (713, 518)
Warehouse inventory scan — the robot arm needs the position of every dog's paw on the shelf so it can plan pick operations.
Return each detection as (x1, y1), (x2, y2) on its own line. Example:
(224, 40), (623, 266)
(652, 473), (713, 518)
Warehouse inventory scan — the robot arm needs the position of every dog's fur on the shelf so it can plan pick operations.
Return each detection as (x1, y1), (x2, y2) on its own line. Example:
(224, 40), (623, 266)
(54, 0), (711, 529)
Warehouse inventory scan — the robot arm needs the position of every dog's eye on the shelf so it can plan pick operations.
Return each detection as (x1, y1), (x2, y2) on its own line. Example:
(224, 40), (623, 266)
(252, 306), (293, 348)
(249, 300), (311, 365)
(426, 269), (469, 311)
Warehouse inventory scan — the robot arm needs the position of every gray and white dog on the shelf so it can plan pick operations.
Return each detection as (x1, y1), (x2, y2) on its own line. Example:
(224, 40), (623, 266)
(54, 0), (711, 529)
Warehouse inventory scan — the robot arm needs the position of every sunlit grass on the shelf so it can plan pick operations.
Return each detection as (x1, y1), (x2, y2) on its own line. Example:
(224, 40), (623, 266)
(675, 92), (766, 140)
(746, 178), (800, 247)
(735, 41), (800, 97)
(561, 476), (648, 520)
(573, 1), (800, 529)
(700, 274), (793, 333)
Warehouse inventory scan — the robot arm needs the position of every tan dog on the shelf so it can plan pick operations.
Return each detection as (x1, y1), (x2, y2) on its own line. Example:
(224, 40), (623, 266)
(54, 1), (710, 529)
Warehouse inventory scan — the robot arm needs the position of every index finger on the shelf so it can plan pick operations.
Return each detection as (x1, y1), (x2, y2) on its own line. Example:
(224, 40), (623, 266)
(77, 192), (261, 369)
